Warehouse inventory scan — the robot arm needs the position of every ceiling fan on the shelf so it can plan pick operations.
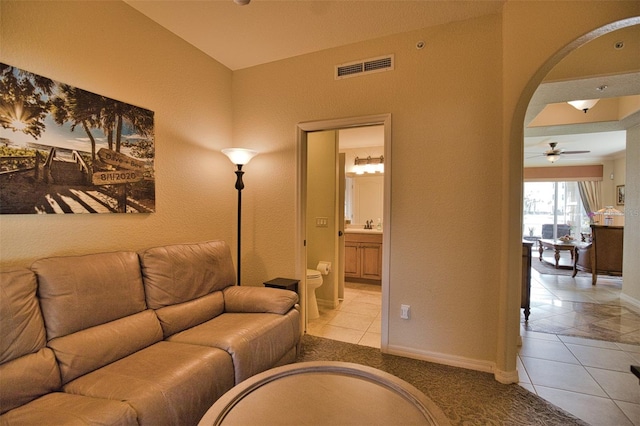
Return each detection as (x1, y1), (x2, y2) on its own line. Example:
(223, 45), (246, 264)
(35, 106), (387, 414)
(530, 142), (590, 163)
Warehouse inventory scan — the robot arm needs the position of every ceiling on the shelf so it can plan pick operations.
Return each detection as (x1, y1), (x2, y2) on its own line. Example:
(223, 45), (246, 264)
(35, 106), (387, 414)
(124, 0), (504, 71)
(523, 23), (640, 167)
(125, 0), (640, 166)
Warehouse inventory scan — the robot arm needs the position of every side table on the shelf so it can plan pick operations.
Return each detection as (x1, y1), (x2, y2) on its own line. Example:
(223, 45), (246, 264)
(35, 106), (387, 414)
(198, 361), (450, 425)
(263, 277), (299, 293)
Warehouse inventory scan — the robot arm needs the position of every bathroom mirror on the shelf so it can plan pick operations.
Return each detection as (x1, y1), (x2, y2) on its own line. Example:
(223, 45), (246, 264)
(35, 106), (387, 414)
(345, 174), (383, 227)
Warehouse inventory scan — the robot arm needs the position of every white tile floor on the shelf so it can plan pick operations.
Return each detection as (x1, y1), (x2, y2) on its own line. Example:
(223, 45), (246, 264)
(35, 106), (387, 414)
(307, 277), (640, 426)
(307, 281), (382, 348)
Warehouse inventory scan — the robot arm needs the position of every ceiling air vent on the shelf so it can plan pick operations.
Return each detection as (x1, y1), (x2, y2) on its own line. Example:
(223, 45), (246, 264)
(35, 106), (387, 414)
(335, 54), (394, 80)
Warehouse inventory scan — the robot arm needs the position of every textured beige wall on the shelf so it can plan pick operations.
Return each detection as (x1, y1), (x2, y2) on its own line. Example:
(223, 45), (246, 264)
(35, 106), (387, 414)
(613, 156), (627, 213)
(623, 126), (639, 302)
(1, 0), (638, 378)
(0, 1), (236, 270)
(306, 131), (338, 306)
(232, 2), (639, 375)
(233, 14), (504, 365)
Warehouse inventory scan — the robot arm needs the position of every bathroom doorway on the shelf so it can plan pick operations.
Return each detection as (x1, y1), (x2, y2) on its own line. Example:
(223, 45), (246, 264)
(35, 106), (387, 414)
(296, 114), (391, 350)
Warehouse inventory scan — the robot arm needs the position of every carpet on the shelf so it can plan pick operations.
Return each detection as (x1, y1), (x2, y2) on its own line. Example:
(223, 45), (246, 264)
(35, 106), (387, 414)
(531, 257), (581, 276)
(531, 249), (587, 276)
(296, 335), (588, 426)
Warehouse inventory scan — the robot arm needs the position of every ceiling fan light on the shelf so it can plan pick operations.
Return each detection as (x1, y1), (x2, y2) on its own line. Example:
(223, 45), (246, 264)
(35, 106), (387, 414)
(567, 99), (599, 113)
(546, 154), (560, 163)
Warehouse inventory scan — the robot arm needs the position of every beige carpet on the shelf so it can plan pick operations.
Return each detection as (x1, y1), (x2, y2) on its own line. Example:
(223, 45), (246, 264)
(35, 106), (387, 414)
(531, 248), (585, 276)
(296, 335), (588, 425)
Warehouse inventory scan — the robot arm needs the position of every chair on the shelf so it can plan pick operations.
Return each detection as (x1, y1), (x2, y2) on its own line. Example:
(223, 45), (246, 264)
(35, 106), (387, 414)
(573, 225), (623, 285)
(541, 224), (571, 239)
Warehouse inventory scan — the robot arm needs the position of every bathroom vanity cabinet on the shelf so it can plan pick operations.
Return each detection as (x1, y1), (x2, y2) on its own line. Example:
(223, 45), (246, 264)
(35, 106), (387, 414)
(344, 232), (382, 283)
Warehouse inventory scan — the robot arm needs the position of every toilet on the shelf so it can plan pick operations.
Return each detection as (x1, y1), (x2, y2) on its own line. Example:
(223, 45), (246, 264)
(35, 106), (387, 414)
(306, 269), (323, 320)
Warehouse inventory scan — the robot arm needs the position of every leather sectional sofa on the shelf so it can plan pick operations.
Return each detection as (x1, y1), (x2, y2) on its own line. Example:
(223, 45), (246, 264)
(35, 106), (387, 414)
(0, 240), (301, 425)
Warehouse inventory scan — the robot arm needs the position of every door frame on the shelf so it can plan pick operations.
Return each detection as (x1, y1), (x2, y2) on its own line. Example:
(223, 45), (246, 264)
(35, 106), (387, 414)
(296, 113), (391, 348)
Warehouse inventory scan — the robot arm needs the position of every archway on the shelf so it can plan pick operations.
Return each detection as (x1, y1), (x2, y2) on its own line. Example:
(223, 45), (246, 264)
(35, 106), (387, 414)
(507, 16), (640, 379)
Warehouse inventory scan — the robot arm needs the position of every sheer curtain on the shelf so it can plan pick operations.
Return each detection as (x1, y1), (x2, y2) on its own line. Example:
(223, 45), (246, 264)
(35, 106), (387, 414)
(578, 180), (602, 216)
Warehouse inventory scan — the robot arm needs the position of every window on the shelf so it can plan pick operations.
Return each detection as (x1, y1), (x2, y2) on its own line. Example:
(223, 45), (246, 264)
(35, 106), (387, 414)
(523, 181), (588, 239)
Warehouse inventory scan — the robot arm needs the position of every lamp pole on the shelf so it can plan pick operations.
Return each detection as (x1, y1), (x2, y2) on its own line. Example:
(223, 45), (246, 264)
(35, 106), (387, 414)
(233, 164), (244, 286)
(222, 148), (258, 286)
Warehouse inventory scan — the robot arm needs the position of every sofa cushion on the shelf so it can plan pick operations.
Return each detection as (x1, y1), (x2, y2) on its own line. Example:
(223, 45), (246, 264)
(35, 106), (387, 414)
(0, 348), (61, 415)
(49, 310), (163, 384)
(0, 392), (138, 426)
(140, 240), (236, 309)
(0, 269), (60, 414)
(32, 251), (146, 340)
(167, 310), (300, 384)
(0, 269), (46, 364)
(541, 224), (571, 239)
(63, 341), (234, 426)
(223, 286), (298, 314)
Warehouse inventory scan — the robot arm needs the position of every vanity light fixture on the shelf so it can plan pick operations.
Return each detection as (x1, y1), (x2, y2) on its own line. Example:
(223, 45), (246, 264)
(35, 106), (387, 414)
(222, 148), (259, 285)
(354, 156), (384, 174)
(567, 99), (599, 113)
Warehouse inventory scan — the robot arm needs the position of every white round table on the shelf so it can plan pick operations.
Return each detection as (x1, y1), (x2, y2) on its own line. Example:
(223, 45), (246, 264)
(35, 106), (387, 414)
(198, 361), (450, 425)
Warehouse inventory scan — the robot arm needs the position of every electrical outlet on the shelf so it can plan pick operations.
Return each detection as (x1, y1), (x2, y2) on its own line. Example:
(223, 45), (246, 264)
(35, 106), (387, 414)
(315, 217), (328, 227)
(401, 304), (410, 320)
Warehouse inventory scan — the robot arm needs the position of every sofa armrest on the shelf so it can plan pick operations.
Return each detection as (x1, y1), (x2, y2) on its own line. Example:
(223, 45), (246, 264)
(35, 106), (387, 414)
(575, 243), (592, 262)
(573, 243), (593, 275)
(223, 286), (298, 315)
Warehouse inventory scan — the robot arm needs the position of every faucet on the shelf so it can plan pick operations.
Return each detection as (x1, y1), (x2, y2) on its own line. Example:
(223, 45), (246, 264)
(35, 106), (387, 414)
(364, 220), (373, 229)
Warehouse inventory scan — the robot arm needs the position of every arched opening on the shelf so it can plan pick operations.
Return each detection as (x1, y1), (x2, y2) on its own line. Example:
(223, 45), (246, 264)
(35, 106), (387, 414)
(508, 17), (640, 423)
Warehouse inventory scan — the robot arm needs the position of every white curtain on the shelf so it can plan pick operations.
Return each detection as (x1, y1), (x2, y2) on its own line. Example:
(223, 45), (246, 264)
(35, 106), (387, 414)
(578, 181), (602, 215)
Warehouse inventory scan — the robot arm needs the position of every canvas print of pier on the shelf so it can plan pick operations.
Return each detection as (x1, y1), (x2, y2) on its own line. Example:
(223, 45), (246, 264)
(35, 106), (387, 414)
(0, 63), (155, 214)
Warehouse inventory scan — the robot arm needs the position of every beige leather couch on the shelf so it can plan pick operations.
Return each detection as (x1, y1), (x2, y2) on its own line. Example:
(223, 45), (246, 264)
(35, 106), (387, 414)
(0, 240), (300, 425)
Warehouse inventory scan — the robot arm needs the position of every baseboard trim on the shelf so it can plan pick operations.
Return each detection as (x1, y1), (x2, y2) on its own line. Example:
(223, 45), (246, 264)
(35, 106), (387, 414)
(385, 344), (520, 384)
(494, 368), (519, 384)
(384, 344), (496, 374)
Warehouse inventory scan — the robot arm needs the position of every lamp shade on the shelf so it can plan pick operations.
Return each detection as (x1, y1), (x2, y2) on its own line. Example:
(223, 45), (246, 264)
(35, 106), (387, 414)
(567, 99), (599, 112)
(222, 148), (258, 165)
(593, 206), (624, 226)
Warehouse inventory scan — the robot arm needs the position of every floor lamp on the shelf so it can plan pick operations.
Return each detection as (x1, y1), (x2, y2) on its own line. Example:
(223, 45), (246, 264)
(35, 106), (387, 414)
(222, 148), (258, 286)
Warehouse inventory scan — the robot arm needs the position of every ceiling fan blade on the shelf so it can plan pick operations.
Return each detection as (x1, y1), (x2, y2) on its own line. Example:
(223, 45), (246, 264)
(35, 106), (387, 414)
(562, 150), (590, 154)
